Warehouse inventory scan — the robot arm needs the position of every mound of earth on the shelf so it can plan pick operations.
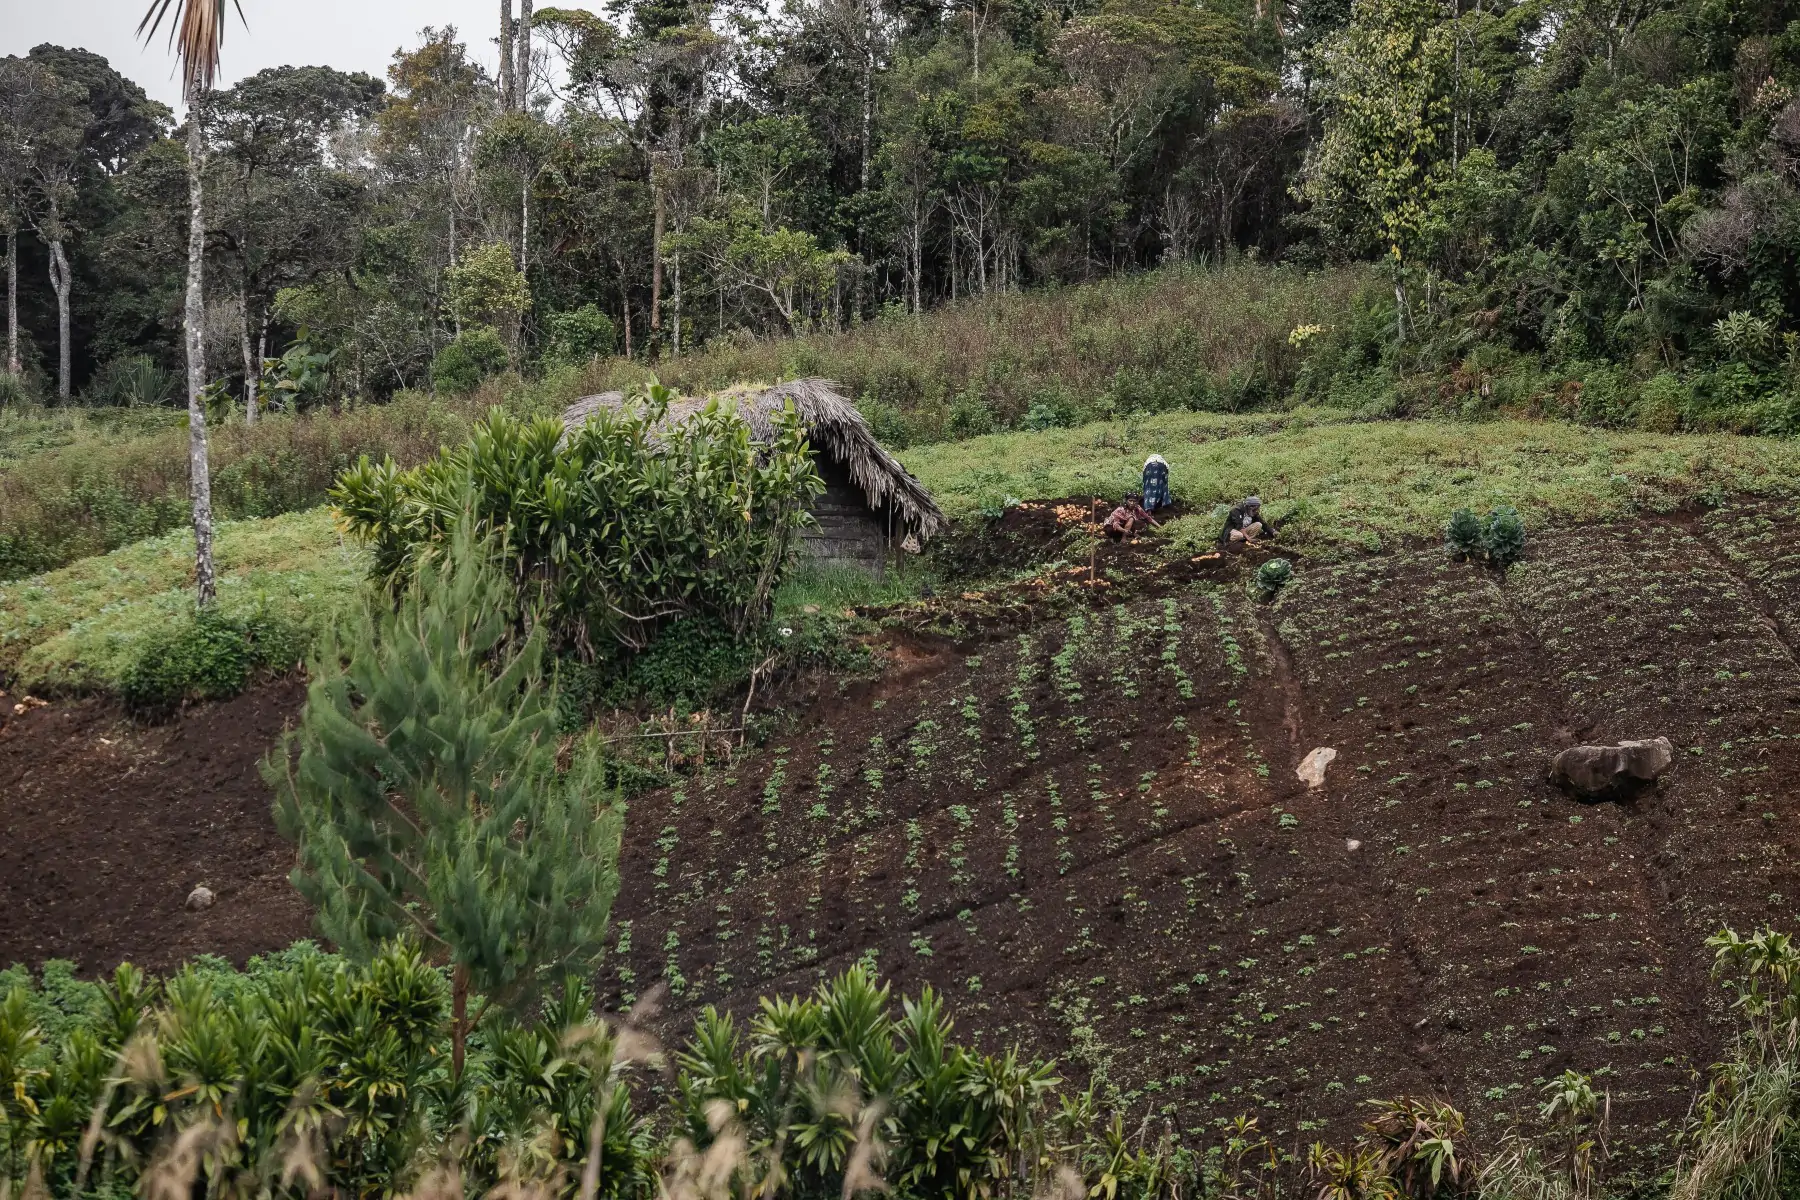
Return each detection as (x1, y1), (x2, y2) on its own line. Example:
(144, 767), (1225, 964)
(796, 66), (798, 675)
(603, 499), (1800, 1170)
(0, 678), (314, 974)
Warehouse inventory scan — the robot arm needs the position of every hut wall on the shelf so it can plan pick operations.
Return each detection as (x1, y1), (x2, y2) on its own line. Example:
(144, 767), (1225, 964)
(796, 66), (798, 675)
(800, 457), (889, 570)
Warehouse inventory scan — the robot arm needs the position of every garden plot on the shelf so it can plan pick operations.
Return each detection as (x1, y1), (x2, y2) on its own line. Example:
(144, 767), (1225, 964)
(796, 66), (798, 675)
(608, 514), (1800, 1158)
(606, 586), (1432, 1141)
(1275, 548), (1714, 1166)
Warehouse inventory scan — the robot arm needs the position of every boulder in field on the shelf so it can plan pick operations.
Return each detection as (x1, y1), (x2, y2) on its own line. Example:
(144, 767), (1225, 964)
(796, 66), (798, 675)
(1550, 737), (1673, 797)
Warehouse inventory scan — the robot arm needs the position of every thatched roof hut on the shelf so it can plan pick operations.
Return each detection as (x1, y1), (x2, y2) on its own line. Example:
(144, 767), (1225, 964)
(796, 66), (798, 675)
(562, 379), (946, 569)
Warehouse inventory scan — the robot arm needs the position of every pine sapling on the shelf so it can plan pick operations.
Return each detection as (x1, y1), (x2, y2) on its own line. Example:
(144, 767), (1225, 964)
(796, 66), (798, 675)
(268, 522), (623, 1077)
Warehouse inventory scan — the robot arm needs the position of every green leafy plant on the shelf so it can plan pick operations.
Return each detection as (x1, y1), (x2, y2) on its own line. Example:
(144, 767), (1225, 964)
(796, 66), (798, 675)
(330, 380), (823, 654)
(260, 328), (337, 410)
(1444, 508), (1483, 558)
(85, 354), (175, 407)
(119, 602), (307, 718)
(1484, 505), (1526, 566)
(1445, 505), (1525, 567)
(543, 303), (618, 366)
(431, 325), (511, 392)
(268, 525), (625, 1076)
(1253, 557), (1293, 598)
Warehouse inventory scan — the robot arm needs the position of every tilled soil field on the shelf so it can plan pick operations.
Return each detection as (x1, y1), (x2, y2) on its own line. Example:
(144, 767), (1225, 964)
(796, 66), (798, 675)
(0, 678), (314, 974)
(606, 501), (1800, 1168)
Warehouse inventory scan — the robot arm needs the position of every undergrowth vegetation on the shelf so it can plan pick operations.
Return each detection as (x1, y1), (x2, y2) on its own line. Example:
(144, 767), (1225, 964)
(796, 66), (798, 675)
(0, 392), (480, 581)
(532, 263), (1381, 447)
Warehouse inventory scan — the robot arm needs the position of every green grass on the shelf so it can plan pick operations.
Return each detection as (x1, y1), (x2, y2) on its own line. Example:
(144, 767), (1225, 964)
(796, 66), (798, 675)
(0, 392), (480, 581)
(0, 508), (360, 695)
(10, 410), (1800, 695)
(901, 409), (1800, 557)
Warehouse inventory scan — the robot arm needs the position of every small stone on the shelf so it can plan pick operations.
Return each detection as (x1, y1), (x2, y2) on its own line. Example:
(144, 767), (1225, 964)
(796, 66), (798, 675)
(1346, 838), (1362, 852)
(185, 885), (215, 912)
(803, 604), (820, 614)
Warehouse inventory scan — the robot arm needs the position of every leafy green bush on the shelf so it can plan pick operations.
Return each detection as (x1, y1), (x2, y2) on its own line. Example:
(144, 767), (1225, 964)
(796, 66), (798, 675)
(543, 303), (617, 366)
(331, 382), (823, 654)
(1444, 504), (1525, 567)
(118, 602), (307, 717)
(431, 325), (511, 392)
(1445, 508), (1484, 557)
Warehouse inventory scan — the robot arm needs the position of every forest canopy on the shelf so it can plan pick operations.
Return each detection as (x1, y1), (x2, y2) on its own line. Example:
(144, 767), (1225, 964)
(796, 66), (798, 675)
(3, 1), (1800, 431)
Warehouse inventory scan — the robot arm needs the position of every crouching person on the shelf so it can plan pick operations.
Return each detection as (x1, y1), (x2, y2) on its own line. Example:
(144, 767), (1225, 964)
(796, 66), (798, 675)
(1220, 495), (1277, 545)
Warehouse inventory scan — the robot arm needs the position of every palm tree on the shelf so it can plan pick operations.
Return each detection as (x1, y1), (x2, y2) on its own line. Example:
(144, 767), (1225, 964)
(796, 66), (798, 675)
(138, 0), (242, 606)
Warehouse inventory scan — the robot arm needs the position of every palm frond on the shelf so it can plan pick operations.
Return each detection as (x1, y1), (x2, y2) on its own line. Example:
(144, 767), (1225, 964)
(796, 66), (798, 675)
(136, 0), (246, 100)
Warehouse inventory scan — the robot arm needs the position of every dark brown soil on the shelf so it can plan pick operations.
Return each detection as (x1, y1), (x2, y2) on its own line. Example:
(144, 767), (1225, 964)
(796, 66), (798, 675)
(0, 678), (315, 974)
(8, 502), (1800, 1176)
(599, 500), (1800, 1172)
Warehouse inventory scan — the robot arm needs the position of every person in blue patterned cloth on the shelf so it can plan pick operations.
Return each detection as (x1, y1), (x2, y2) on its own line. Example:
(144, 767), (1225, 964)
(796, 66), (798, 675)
(1141, 454), (1171, 511)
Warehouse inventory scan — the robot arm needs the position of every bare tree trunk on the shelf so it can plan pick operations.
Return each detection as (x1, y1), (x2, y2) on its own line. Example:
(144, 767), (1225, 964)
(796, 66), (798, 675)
(620, 271), (633, 359)
(253, 323), (266, 423)
(498, 0), (516, 110)
(5, 226), (16, 376)
(240, 278), (258, 425)
(650, 167), (664, 344)
(855, 3), (874, 321)
(517, 0), (534, 110)
(185, 113), (216, 607)
(48, 239), (70, 400)
(672, 252), (682, 356)
(451, 964), (469, 1079)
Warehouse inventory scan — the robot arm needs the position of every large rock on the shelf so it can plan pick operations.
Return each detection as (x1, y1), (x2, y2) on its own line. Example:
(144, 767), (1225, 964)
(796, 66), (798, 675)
(1549, 737), (1674, 797)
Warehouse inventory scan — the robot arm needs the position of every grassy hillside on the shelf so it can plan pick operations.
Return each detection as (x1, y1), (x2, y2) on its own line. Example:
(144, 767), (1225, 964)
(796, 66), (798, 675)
(901, 410), (1800, 555)
(9, 412), (1800, 699)
(0, 509), (362, 695)
(0, 393), (478, 582)
(531, 262), (1381, 444)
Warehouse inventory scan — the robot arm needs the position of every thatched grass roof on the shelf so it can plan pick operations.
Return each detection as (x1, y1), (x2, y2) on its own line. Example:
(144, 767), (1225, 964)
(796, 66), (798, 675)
(562, 379), (947, 542)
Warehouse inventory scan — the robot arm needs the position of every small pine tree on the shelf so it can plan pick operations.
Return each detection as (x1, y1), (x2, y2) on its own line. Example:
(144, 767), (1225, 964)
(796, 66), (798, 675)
(1445, 507), (1483, 558)
(268, 524), (623, 1076)
(1484, 505), (1526, 566)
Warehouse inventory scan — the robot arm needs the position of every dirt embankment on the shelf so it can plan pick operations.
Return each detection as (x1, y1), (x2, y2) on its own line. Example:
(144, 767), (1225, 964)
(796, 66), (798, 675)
(0, 678), (314, 974)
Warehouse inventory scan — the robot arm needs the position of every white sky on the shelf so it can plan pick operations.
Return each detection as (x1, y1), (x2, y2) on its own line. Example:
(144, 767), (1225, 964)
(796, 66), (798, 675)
(0, 0), (511, 114)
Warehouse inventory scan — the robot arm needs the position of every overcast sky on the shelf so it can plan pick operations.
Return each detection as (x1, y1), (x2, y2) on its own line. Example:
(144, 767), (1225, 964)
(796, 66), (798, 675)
(2, 0), (509, 113)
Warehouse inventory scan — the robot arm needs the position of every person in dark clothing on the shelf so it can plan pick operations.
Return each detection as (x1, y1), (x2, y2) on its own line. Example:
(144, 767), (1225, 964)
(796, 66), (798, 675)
(1219, 495), (1277, 545)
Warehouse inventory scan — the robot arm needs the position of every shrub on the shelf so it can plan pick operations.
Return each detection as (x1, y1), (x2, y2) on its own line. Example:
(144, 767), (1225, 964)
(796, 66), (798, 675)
(1445, 505), (1524, 567)
(84, 354), (175, 407)
(1445, 508), (1484, 557)
(431, 326), (511, 392)
(330, 381), (823, 654)
(543, 303), (617, 366)
(119, 603), (306, 718)
(0, 372), (31, 407)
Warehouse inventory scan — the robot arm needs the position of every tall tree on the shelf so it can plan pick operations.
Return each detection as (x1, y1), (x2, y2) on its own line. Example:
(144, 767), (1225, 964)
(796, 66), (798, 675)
(207, 65), (382, 422)
(138, 0), (241, 606)
(0, 61), (73, 380)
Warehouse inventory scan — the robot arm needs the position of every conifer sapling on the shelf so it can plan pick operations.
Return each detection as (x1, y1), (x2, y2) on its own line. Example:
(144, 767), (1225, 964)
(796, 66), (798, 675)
(268, 523), (623, 1076)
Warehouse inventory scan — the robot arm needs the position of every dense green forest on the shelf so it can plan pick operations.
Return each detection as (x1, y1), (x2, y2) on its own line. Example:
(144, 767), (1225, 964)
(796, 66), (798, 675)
(4, 0), (1800, 430)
